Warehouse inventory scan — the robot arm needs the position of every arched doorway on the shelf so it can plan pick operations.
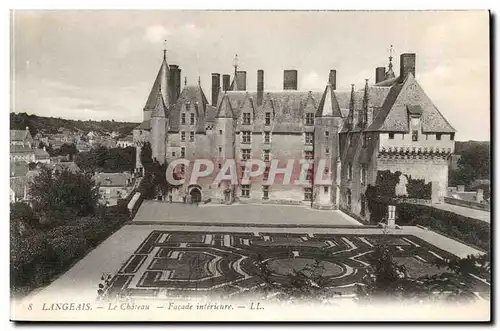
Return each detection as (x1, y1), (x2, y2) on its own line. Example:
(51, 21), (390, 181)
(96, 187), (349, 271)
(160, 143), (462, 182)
(189, 187), (202, 203)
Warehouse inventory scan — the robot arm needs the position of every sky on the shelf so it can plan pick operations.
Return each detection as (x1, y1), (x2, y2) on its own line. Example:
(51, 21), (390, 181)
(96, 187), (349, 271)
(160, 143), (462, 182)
(11, 10), (489, 141)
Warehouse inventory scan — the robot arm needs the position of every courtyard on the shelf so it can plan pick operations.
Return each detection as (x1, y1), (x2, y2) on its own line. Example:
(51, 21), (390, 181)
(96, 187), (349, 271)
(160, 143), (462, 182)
(16, 203), (488, 309)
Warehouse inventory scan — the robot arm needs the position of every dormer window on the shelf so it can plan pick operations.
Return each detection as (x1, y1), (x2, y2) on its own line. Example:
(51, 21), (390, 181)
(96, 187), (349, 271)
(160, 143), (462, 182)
(305, 113), (314, 126)
(243, 113), (251, 125)
(181, 113), (186, 125)
(412, 130), (419, 142)
(190, 113), (195, 125)
(265, 113), (271, 126)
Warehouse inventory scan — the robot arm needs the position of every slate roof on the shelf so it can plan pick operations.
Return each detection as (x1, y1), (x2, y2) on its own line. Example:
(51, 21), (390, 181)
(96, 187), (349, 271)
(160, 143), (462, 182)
(366, 73), (456, 133)
(135, 120), (151, 130)
(316, 83), (343, 117)
(144, 57), (171, 111)
(168, 85), (211, 133)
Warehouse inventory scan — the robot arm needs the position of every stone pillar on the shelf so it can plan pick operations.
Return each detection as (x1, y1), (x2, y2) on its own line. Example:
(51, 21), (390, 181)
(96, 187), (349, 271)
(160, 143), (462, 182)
(431, 181), (442, 204)
(387, 205), (396, 228)
(476, 189), (484, 203)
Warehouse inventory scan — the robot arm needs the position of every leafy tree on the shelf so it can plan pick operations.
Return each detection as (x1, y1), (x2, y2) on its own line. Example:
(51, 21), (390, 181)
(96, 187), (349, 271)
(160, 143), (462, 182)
(355, 236), (488, 304)
(54, 143), (78, 160)
(29, 167), (99, 223)
(10, 202), (39, 231)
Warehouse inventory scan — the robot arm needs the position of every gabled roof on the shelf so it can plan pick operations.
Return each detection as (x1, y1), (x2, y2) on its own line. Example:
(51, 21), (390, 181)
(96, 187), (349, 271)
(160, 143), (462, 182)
(94, 172), (132, 187)
(135, 120), (151, 130)
(316, 83), (342, 117)
(168, 85), (209, 132)
(10, 161), (29, 177)
(151, 91), (167, 118)
(10, 145), (34, 154)
(10, 129), (32, 142)
(144, 56), (171, 111)
(216, 93), (235, 119)
(366, 73), (456, 133)
(34, 148), (50, 158)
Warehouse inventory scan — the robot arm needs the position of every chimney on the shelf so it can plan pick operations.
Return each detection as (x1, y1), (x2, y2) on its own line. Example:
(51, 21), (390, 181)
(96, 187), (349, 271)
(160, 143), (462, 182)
(235, 71), (247, 91)
(375, 67), (386, 83)
(211, 73), (220, 106)
(328, 70), (337, 90)
(257, 70), (264, 106)
(283, 70), (298, 90)
(222, 74), (230, 92)
(400, 53), (416, 81)
(169, 65), (181, 105)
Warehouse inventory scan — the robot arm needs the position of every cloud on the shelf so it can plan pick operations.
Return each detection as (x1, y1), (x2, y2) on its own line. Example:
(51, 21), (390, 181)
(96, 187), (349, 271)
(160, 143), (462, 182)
(144, 25), (171, 44)
(302, 71), (320, 89)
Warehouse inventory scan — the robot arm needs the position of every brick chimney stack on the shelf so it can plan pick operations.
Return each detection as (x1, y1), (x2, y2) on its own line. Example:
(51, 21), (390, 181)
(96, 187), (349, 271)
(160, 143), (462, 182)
(235, 71), (247, 91)
(400, 53), (416, 81)
(257, 70), (264, 106)
(283, 70), (298, 90)
(375, 67), (386, 83)
(211, 73), (220, 106)
(222, 74), (230, 92)
(328, 70), (337, 90)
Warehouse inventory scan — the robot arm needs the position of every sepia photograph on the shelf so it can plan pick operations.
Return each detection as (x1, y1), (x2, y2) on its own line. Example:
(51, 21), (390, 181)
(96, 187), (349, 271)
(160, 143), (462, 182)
(9, 9), (491, 322)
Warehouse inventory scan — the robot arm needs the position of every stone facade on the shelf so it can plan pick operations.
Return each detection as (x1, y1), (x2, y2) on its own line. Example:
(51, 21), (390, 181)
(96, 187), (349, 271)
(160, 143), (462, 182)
(133, 51), (456, 217)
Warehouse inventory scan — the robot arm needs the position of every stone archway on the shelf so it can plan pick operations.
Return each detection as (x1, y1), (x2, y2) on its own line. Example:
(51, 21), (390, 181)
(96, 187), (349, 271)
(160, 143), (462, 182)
(189, 187), (202, 203)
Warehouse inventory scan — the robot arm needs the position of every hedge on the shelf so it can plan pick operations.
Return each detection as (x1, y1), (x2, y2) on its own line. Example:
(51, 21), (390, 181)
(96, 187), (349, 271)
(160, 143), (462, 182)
(10, 207), (129, 296)
(397, 203), (490, 251)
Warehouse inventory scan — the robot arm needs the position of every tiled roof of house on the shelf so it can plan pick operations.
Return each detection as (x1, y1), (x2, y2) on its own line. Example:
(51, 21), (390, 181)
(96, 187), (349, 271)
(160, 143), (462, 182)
(10, 161), (29, 177)
(10, 129), (31, 142)
(34, 148), (50, 159)
(10, 145), (34, 154)
(94, 172), (132, 187)
(135, 120), (151, 130)
(10, 177), (28, 198)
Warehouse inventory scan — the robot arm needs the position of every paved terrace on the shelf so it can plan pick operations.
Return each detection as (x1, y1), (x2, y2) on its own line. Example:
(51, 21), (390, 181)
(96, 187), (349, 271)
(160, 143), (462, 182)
(133, 201), (363, 227)
(429, 203), (491, 223)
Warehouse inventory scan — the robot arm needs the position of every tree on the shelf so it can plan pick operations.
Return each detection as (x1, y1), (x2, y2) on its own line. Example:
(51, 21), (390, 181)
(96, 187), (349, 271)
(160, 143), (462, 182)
(355, 236), (488, 304)
(55, 143), (78, 160)
(29, 167), (100, 224)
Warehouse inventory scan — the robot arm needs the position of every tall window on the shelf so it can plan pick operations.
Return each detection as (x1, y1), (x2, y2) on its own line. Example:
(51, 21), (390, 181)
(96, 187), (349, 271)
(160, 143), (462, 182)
(242, 131), (251, 144)
(436, 133), (442, 140)
(190, 113), (195, 125)
(305, 132), (314, 145)
(265, 113), (271, 126)
(242, 149), (251, 160)
(305, 113), (314, 126)
(190, 131), (195, 142)
(412, 130), (418, 142)
(362, 133), (367, 147)
(263, 167), (270, 180)
(360, 194), (366, 217)
(325, 131), (330, 139)
(348, 133), (352, 146)
(263, 149), (270, 162)
(450, 133), (455, 141)
(243, 113), (251, 125)
(346, 189), (352, 208)
(325, 147), (330, 157)
(219, 129), (223, 135)
(262, 185), (269, 199)
(181, 147), (185, 158)
(305, 151), (314, 160)
(306, 168), (313, 181)
(324, 186), (329, 193)
(304, 187), (312, 201)
(218, 146), (222, 155)
(241, 185), (250, 198)
(181, 113), (186, 125)
(181, 131), (186, 142)
(347, 162), (353, 180)
(264, 132), (271, 144)
(360, 164), (367, 186)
